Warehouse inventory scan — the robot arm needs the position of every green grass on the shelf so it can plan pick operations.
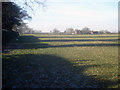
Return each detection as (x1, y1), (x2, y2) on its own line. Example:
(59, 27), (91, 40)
(3, 34), (119, 88)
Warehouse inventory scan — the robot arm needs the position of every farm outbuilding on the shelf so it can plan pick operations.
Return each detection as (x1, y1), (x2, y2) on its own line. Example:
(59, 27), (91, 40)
(75, 30), (81, 34)
(91, 31), (99, 34)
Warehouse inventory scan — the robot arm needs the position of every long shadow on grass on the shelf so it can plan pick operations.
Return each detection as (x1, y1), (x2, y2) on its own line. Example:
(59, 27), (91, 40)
(3, 54), (118, 88)
(17, 36), (120, 49)
(37, 36), (119, 38)
(19, 36), (119, 43)
(40, 39), (119, 42)
(22, 43), (120, 49)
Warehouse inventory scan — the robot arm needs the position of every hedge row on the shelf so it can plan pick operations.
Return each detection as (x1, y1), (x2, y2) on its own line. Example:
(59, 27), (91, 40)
(2, 29), (19, 45)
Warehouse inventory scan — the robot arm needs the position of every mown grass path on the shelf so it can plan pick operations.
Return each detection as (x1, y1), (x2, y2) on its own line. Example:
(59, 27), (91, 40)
(3, 34), (119, 88)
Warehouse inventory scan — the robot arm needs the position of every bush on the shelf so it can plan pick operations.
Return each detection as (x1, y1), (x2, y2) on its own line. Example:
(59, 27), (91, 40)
(2, 29), (19, 45)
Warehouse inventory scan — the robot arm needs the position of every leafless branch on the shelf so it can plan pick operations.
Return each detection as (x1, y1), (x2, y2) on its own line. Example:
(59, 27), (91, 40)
(23, 0), (46, 11)
(24, 1), (34, 11)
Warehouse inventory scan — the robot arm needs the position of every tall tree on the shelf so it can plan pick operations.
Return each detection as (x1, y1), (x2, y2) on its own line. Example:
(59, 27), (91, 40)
(2, 2), (31, 31)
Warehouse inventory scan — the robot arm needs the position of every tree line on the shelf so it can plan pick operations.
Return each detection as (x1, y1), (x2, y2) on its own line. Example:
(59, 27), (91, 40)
(51, 27), (113, 34)
(22, 27), (116, 34)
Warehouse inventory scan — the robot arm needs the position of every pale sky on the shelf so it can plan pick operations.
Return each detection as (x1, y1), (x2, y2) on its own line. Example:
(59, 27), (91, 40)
(14, 0), (118, 32)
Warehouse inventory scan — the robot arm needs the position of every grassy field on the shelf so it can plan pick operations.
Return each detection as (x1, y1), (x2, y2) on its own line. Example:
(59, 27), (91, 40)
(2, 34), (119, 88)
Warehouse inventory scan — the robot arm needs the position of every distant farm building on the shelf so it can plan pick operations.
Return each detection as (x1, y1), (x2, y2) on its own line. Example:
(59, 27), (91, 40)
(91, 31), (99, 34)
(75, 30), (81, 34)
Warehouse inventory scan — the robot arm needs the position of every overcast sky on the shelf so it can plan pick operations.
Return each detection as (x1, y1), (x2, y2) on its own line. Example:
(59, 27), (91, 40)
(15, 0), (118, 32)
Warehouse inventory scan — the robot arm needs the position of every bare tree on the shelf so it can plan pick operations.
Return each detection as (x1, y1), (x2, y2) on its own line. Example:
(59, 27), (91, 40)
(15, 0), (46, 11)
(65, 28), (74, 34)
(81, 27), (91, 34)
(53, 28), (60, 33)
